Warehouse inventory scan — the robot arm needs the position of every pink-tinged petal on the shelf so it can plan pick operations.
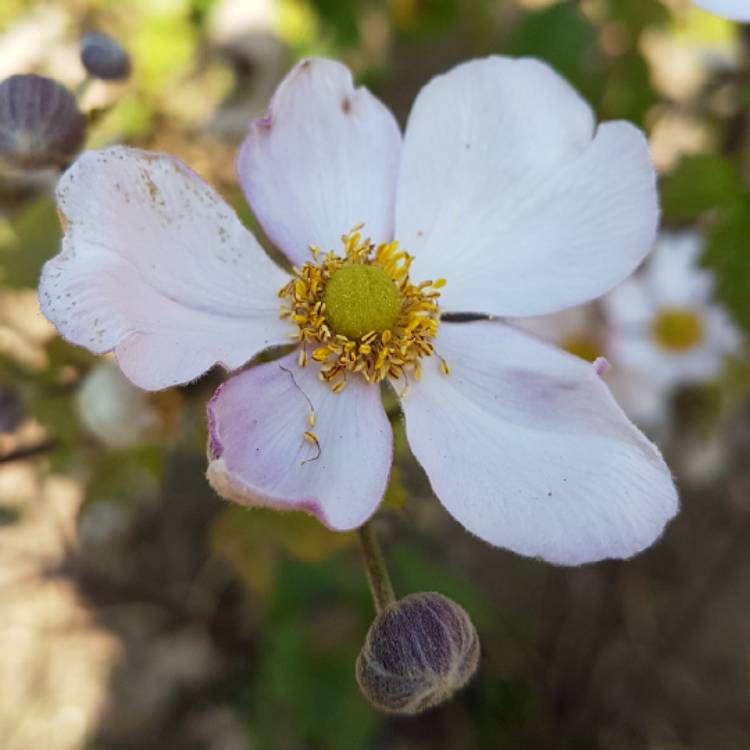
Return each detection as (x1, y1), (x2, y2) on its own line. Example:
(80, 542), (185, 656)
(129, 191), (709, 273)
(396, 57), (658, 317)
(207, 352), (392, 530)
(693, 0), (750, 21)
(238, 57), (402, 267)
(398, 321), (678, 565)
(593, 356), (610, 377)
(39, 147), (291, 391)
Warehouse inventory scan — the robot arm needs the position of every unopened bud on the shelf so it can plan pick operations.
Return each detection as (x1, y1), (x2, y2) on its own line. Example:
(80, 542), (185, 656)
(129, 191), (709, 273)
(356, 592), (479, 715)
(0, 384), (23, 434)
(80, 32), (131, 81)
(0, 75), (85, 170)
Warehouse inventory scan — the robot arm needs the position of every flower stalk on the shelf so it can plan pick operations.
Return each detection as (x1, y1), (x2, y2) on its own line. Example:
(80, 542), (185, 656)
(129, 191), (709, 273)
(357, 520), (395, 614)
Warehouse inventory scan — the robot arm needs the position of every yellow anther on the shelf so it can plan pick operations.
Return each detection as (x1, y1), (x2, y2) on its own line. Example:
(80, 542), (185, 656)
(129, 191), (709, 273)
(279, 225), (445, 392)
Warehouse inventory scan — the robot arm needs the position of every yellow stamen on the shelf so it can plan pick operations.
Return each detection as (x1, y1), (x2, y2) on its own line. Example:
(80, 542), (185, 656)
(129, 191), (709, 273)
(279, 226), (446, 392)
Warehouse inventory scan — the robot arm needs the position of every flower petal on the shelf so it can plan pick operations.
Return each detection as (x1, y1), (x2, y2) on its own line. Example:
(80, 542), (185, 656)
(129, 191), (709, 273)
(395, 57), (658, 317)
(39, 147), (291, 390)
(207, 352), (392, 530)
(693, 0), (750, 21)
(238, 58), (402, 267)
(602, 276), (656, 330)
(398, 321), (678, 565)
(644, 233), (712, 307)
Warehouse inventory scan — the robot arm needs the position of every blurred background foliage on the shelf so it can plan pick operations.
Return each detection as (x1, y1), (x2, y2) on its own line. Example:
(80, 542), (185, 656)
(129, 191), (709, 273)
(1, 0), (750, 749)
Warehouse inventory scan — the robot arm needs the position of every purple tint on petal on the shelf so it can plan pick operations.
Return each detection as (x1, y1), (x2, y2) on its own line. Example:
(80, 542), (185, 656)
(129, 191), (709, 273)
(593, 357), (611, 377)
(207, 384), (226, 459)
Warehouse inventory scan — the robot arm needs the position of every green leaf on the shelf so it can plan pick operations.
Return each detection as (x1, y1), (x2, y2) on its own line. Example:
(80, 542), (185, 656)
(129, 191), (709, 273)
(661, 154), (743, 222)
(210, 507), (356, 597)
(249, 555), (377, 750)
(0, 197), (60, 289)
(703, 198), (750, 332)
(508, 4), (604, 104)
(605, 0), (670, 29)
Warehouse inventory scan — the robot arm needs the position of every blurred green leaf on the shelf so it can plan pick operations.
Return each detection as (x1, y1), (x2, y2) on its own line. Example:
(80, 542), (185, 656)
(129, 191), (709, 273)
(703, 198), (750, 332)
(29, 387), (80, 469)
(381, 465), (407, 512)
(0, 198), (59, 289)
(605, 0), (670, 29)
(308, 0), (360, 46)
(508, 4), (603, 104)
(211, 506), (356, 597)
(661, 154), (743, 222)
(250, 555), (377, 750)
(86, 446), (165, 506)
(601, 52), (658, 124)
(389, 0), (459, 35)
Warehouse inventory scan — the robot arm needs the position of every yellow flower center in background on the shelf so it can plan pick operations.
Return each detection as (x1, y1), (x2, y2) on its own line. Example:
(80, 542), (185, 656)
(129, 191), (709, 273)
(279, 226), (445, 392)
(323, 264), (402, 340)
(560, 335), (601, 363)
(651, 307), (704, 352)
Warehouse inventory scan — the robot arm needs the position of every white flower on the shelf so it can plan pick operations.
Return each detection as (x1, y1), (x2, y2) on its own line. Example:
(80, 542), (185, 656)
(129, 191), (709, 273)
(39, 57), (678, 565)
(693, 0), (750, 22)
(76, 362), (157, 448)
(604, 232), (741, 390)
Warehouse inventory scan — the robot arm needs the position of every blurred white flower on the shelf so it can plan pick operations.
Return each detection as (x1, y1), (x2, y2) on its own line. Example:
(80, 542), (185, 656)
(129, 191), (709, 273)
(693, 0), (750, 22)
(603, 232), (741, 392)
(76, 362), (157, 448)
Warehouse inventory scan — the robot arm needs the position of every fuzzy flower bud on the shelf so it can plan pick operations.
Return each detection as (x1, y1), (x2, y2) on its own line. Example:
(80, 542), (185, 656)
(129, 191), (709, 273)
(356, 592), (480, 715)
(80, 32), (131, 81)
(0, 74), (85, 170)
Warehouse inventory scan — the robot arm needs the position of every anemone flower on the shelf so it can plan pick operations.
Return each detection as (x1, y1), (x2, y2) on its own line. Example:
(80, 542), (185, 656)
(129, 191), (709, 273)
(39, 57), (678, 565)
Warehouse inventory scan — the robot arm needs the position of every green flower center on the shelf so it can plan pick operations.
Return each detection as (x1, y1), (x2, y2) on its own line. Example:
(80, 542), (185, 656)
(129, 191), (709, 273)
(323, 264), (402, 340)
(651, 307), (703, 352)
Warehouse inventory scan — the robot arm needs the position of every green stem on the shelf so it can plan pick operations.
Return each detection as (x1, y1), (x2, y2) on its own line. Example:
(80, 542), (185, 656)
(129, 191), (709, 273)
(357, 521), (395, 614)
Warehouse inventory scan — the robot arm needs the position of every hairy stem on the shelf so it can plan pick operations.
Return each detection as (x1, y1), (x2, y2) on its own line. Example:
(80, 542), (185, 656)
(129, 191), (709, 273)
(357, 521), (395, 614)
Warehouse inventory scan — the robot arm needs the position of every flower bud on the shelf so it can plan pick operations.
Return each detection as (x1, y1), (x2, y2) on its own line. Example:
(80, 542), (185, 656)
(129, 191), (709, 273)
(0, 384), (23, 434)
(80, 32), (131, 81)
(0, 74), (85, 170)
(356, 592), (479, 715)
